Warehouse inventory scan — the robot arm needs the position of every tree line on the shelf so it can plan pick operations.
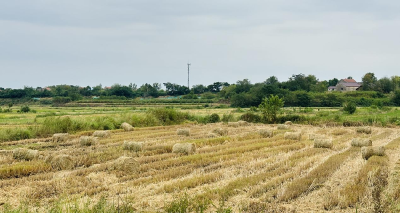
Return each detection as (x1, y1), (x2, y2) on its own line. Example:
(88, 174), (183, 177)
(1, 72), (400, 107)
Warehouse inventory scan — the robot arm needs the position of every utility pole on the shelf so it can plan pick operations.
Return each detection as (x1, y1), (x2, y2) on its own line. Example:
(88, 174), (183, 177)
(187, 63), (191, 89)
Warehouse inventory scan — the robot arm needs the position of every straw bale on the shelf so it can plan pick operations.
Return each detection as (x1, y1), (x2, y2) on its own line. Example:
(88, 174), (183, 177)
(52, 133), (69, 143)
(314, 139), (333, 149)
(351, 138), (372, 147)
(50, 154), (74, 170)
(356, 126), (372, 134)
(228, 122), (240, 127)
(172, 143), (196, 155)
(207, 133), (218, 138)
(80, 136), (97, 146)
(361, 146), (385, 160)
(238, 121), (249, 126)
(309, 134), (324, 140)
(177, 128), (190, 136)
(284, 121), (293, 125)
(110, 156), (139, 173)
(212, 128), (228, 136)
(284, 132), (301, 140)
(93, 130), (110, 138)
(259, 129), (274, 138)
(121, 122), (134, 131)
(277, 124), (289, 130)
(123, 141), (143, 152)
(12, 148), (39, 161)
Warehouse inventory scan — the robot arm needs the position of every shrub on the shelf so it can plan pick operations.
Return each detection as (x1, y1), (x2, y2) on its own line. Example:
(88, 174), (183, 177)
(208, 113), (220, 123)
(221, 113), (235, 123)
(343, 102), (356, 114)
(259, 95), (284, 123)
(240, 112), (261, 123)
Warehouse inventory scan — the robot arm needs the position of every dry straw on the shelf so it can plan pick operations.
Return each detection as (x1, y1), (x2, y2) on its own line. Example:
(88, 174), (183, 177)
(121, 122), (134, 131)
(109, 156), (139, 173)
(277, 124), (289, 130)
(351, 138), (372, 147)
(238, 121), (249, 126)
(177, 128), (190, 136)
(284, 132), (301, 140)
(212, 128), (228, 136)
(80, 136), (97, 146)
(12, 148), (39, 161)
(207, 133), (218, 138)
(172, 143), (196, 155)
(284, 121), (293, 125)
(356, 126), (372, 134)
(123, 141), (143, 152)
(361, 146), (385, 160)
(52, 133), (69, 143)
(93, 130), (110, 138)
(309, 134), (324, 140)
(259, 129), (274, 138)
(50, 154), (74, 170)
(314, 139), (333, 149)
(227, 122), (240, 128)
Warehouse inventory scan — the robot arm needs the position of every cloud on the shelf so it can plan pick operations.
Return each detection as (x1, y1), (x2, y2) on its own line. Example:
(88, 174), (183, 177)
(1, 0), (400, 88)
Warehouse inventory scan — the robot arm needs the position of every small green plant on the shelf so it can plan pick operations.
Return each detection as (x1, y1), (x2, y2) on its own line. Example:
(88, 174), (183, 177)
(258, 95), (284, 123)
(208, 113), (220, 123)
(343, 102), (357, 114)
(20, 105), (31, 113)
(221, 113), (235, 123)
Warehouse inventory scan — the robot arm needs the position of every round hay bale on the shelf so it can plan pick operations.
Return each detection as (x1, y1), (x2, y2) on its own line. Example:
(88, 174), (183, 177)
(351, 138), (372, 147)
(212, 128), (228, 136)
(52, 133), (69, 143)
(238, 121), (249, 126)
(110, 156), (139, 173)
(314, 139), (333, 149)
(308, 134), (324, 140)
(259, 129), (273, 138)
(277, 124), (289, 130)
(284, 121), (293, 125)
(361, 146), (385, 160)
(12, 148), (39, 161)
(284, 132), (301, 140)
(172, 143), (196, 155)
(123, 141), (143, 152)
(93, 130), (110, 138)
(207, 133), (218, 138)
(121, 122), (134, 131)
(227, 122), (240, 128)
(80, 136), (97, 146)
(356, 126), (372, 134)
(50, 154), (74, 170)
(177, 128), (190, 136)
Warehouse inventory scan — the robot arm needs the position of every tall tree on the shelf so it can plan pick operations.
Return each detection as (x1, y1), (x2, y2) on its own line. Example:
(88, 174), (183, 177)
(361, 72), (377, 91)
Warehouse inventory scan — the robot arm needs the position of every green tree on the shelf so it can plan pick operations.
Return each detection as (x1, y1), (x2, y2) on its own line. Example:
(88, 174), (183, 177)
(361, 72), (377, 91)
(343, 102), (356, 114)
(258, 95), (284, 123)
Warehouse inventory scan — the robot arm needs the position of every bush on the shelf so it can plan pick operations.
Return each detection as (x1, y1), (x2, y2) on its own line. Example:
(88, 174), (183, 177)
(343, 102), (357, 114)
(222, 113), (235, 123)
(208, 113), (220, 123)
(240, 112), (261, 123)
(20, 105), (31, 113)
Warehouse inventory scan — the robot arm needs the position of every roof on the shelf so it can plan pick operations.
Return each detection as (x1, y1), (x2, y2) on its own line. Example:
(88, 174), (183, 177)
(328, 86), (336, 89)
(340, 82), (361, 87)
(342, 79), (357, 83)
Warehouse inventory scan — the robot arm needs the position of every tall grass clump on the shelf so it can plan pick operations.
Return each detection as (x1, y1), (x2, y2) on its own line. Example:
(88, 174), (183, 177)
(148, 108), (189, 125)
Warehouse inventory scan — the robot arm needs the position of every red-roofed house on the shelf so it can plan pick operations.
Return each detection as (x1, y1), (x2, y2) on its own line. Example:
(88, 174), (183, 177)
(328, 79), (362, 92)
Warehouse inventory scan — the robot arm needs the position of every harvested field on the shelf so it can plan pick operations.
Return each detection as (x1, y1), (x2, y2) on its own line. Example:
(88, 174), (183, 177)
(0, 123), (399, 213)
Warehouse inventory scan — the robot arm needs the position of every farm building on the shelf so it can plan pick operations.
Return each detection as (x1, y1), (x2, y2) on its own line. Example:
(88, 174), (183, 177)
(328, 79), (361, 92)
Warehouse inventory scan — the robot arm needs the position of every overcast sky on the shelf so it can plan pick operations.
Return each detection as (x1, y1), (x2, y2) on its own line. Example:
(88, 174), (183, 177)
(1, 1), (400, 89)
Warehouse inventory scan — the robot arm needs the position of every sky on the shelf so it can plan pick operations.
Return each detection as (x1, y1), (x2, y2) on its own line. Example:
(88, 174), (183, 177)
(1, 0), (400, 89)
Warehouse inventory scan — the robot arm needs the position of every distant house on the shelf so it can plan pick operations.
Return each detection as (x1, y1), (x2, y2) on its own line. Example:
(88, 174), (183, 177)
(328, 79), (362, 92)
